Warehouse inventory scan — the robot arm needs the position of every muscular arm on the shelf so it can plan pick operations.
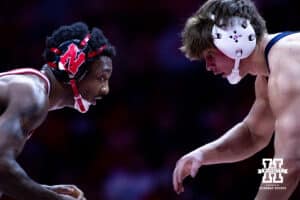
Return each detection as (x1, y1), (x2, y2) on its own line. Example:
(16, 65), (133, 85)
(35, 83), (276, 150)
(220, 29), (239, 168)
(255, 99), (300, 200)
(0, 81), (64, 200)
(200, 76), (275, 165)
(173, 77), (275, 193)
(256, 44), (300, 199)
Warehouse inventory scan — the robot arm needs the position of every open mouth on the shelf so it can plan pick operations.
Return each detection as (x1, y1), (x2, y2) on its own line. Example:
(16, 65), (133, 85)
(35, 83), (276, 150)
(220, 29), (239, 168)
(92, 97), (103, 105)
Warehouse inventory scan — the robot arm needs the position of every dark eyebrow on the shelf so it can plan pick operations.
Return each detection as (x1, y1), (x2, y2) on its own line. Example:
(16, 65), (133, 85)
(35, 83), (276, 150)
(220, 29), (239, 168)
(98, 66), (112, 77)
(101, 67), (112, 75)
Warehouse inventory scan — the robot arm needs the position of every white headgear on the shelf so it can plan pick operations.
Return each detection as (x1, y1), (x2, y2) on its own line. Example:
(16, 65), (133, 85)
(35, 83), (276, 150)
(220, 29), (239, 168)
(211, 17), (256, 84)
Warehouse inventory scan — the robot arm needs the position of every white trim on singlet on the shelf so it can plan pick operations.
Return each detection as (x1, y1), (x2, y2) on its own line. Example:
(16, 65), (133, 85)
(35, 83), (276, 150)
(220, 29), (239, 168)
(0, 68), (51, 96)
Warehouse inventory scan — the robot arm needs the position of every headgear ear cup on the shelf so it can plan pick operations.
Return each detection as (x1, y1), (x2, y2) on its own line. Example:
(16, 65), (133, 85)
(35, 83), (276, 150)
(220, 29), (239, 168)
(48, 39), (88, 83)
(48, 34), (107, 113)
(211, 17), (256, 84)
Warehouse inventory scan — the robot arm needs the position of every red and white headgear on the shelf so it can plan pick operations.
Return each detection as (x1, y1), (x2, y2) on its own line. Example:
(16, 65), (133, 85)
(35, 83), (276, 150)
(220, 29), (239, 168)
(47, 34), (107, 113)
(211, 16), (256, 84)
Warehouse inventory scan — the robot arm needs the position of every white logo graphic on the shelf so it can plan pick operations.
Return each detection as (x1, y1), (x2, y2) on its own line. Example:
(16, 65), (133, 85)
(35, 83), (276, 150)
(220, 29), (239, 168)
(258, 158), (288, 183)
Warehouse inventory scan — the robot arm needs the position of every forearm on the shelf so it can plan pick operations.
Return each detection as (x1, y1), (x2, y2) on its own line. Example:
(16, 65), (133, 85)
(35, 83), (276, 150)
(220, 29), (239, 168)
(199, 122), (268, 165)
(0, 158), (62, 200)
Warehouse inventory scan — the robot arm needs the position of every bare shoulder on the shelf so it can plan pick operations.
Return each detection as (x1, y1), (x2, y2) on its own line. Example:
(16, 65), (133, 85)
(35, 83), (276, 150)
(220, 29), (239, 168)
(8, 76), (47, 105)
(269, 33), (300, 76)
(267, 33), (300, 93)
(0, 75), (49, 130)
(267, 34), (300, 116)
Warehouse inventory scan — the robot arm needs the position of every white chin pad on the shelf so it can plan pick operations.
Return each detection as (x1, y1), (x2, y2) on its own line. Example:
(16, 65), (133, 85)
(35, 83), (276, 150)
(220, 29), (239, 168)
(74, 97), (91, 113)
(227, 70), (242, 84)
(226, 59), (242, 85)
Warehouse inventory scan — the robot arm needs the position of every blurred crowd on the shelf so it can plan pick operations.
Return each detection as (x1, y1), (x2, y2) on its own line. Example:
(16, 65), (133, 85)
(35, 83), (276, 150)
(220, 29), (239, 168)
(1, 0), (300, 199)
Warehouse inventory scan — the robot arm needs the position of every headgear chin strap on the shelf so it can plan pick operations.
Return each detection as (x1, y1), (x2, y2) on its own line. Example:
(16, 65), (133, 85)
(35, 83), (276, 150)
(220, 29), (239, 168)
(212, 17), (256, 84)
(48, 34), (107, 113)
(70, 79), (91, 113)
(74, 98), (91, 113)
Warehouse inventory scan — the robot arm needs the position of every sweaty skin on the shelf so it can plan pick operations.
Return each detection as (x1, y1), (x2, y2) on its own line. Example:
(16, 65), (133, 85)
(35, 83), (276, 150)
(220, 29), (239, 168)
(173, 32), (300, 200)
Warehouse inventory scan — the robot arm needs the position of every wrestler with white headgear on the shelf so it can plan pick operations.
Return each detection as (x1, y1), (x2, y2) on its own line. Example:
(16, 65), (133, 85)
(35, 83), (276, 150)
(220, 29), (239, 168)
(173, 0), (300, 199)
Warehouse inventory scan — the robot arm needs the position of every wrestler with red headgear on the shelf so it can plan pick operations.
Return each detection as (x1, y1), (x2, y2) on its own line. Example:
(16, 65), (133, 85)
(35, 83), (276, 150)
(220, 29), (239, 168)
(0, 22), (115, 200)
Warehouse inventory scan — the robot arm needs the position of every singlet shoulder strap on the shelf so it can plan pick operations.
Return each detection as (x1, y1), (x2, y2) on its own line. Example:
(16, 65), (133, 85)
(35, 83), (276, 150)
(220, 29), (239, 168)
(0, 68), (50, 96)
(264, 31), (294, 69)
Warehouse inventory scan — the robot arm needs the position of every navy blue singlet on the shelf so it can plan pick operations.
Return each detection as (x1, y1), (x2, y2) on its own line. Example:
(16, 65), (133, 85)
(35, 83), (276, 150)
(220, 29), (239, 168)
(264, 32), (295, 71)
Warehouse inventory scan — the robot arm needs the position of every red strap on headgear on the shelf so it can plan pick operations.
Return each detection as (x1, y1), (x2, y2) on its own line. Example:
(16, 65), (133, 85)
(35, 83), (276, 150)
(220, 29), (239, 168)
(80, 34), (91, 47)
(70, 79), (86, 112)
(87, 45), (107, 58)
(50, 47), (62, 55)
(47, 62), (57, 68)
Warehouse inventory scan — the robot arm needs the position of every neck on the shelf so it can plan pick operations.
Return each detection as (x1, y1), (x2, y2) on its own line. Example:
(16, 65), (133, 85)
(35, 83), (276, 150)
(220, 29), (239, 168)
(40, 65), (74, 111)
(239, 33), (271, 77)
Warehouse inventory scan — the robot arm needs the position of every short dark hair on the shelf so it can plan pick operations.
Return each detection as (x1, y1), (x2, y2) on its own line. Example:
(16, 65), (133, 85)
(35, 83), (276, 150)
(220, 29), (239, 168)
(181, 0), (267, 60)
(42, 22), (116, 81)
